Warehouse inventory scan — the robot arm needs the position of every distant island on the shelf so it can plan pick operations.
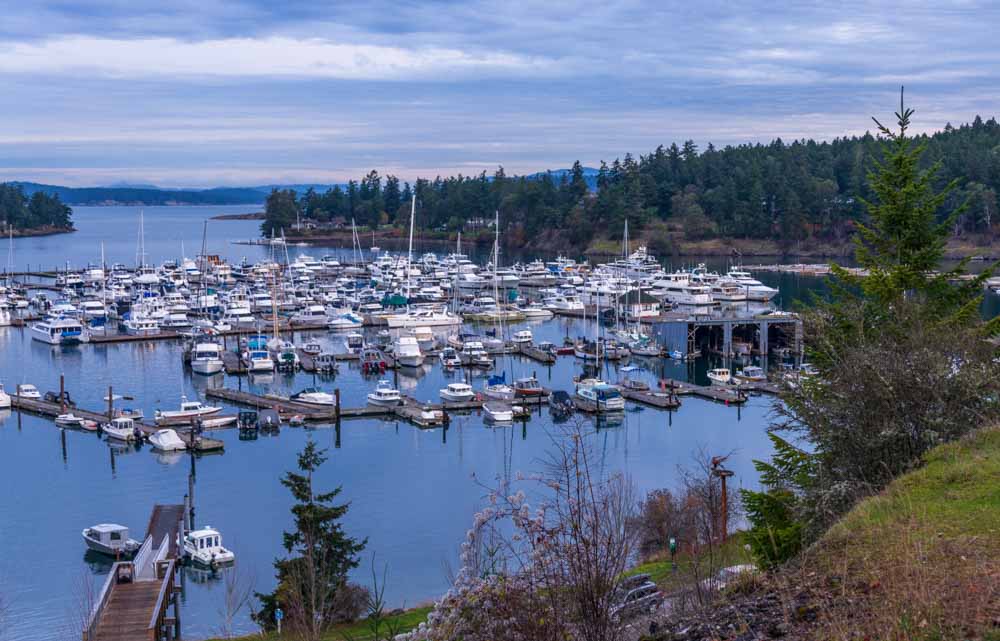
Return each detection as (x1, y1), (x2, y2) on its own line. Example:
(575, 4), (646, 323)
(0, 183), (75, 237)
(258, 116), (1000, 257)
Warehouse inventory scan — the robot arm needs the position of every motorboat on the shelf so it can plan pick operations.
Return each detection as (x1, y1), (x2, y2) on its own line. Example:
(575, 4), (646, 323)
(573, 379), (625, 413)
(149, 428), (188, 451)
(483, 401), (514, 423)
(155, 397), (222, 423)
(343, 332), (365, 353)
(518, 303), (554, 319)
(301, 342), (323, 356)
(191, 342), (225, 375)
(460, 341), (493, 369)
(328, 311), (364, 331)
(123, 315), (161, 337)
(314, 352), (339, 373)
(182, 526), (235, 567)
(290, 304), (329, 325)
(103, 417), (141, 442)
(384, 308), (461, 329)
(725, 269), (779, 301)
(243, 348), (274, 372)
(734, 365), (766, 382)
(707, 368), (732, 386)
(16, 384), (41, 399)
(290, 388), (336, 406)
(393, 336), (425, 367)
(511, 329), (533, 345)
(513, 376), (545, 398)
(548, 390), (574, 419)
(440, 382), (475, 402)
(620, 378), (650, 392)
(30, 316), (90, 345)
(439, 347), (462, 368)
(55, 413), (85, 427)
(82, 523), (141, 556)
(367, 380), (402, 407)
(0, 383), (9, 409)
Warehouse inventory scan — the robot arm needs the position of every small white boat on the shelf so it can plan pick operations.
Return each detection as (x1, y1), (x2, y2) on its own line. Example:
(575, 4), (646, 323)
(0, 383), (9, 409)
(301, 342), (323, 356)
(483, 401), (513, 423)
(149, 428), (187, 451)
(55, 413), (84, 427)
(367, 380), (402, 407)
(393, 336), (425, 367)
(104, 417), (140, 442)
(16, 384), (41, 399)
(707, 368), (732, 386)
(511, 330), (533, 345)
(343, 333), (364, 354)
(439, 347), (462, 368)
(290, 388), (335, 406)
(82, 523), (141, 556)
(198, 416), (238, 429)
(191, 342), (225, 375)
(573, 379), (625, 413)
(440, 382), (475, 402)
(182, 526), (235, 567)
(155, 397), (222, 423)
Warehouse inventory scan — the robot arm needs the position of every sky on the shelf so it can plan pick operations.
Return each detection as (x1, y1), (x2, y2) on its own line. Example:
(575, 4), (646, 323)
(1, 0), (999, 188)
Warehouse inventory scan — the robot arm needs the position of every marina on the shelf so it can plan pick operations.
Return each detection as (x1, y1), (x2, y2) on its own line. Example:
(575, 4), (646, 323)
(0, 205), (837, 641)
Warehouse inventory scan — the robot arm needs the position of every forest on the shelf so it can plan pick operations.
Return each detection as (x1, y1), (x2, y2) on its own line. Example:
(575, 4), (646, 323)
(0, 183), (74, 231)
(263, 116), (1000, 251)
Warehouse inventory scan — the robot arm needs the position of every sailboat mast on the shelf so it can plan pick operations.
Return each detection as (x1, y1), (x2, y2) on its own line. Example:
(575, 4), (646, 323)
(406, 194), (415, 305)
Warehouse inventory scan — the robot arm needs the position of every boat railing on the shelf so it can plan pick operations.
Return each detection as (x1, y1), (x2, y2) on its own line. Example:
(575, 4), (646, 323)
(82, 561), (134, 641)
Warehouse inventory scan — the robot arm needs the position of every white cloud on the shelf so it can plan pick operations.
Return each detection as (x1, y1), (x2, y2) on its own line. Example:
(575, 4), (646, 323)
(0, 35), (556, 80)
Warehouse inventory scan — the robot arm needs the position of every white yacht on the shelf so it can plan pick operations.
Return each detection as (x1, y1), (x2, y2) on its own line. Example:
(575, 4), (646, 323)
(384, 308), (461, 328)
(407, 326), (436, 352)
(711, 278), (748, 302)
(734, 365), (766, 382)
(182, 526), (235, 567)
(393, 336), (424, 367)
(191, 343), (225, 375)
(511, 329), (533, 345)
(440, 382), (475, 402)
(367, 380), (402, 407)
(243, 347), (274, 372)
(290, 304), (329, 325)
(343, 332), (364, 353)
(0, 383), (10, 409)
(726, 269), (779, 302)
(124, 316), (161, 337)
(30, 317), (90, 345)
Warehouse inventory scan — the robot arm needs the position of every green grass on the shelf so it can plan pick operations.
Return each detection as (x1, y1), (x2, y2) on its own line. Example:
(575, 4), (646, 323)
(207, 605), (432, 641)
(625, 533), (751, 593)
(824, 426), (1000, 545)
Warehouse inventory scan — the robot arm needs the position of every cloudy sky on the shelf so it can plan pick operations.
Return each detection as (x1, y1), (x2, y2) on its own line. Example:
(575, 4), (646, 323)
(0, 0), (998, 187)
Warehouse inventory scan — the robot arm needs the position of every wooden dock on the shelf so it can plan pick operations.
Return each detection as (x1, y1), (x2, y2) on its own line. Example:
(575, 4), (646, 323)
(84, 503), (184, 641)
(659, 379), (748, 405)
(515, 343), (557, 364)
(621, 388), (682, 409)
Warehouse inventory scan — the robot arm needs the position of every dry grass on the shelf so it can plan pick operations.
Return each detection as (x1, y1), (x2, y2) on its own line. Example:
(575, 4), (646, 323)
(782, 427), (1000, 640)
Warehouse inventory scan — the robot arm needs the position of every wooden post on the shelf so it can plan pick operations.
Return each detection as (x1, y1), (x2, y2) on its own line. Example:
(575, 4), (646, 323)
(334, 388), (341, 425)
(107, 385), (114, 423)
(59, 374), (65, 413)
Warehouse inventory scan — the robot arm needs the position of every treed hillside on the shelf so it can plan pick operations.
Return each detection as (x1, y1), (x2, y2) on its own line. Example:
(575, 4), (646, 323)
(265, 116), (1000, 249)
(0, 183), (73, 230)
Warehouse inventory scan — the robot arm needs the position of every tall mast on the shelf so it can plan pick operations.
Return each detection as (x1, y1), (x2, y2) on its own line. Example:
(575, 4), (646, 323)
(406, 194), (415, 306)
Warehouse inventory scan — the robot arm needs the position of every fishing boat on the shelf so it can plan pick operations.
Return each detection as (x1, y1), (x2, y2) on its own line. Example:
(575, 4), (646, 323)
(148, 429), (187, 451)
(16, 383), (40, 399)
(393, 336), (425, 367)
(734, 365), (766, 382)
(367, 380), (402, 407)
(82, 524), (141, 556)
(513, 375), (545, 398)
(483, 401), (514, 423)
(155, 397), (222, 423)
(182, 526), (235, 567)
(103, 417), (141, 442)
(290, 388), (335, 406)
(314, 352), (339, 373)
(30, 316), (90, 345)
(439, 347), (462, 368)
(707, 368), (732, 386)
(573, 379), (625, 413)
(343, 333), (365, 354)
(440, 382), (475, 402)
(191, 342), (225, 375)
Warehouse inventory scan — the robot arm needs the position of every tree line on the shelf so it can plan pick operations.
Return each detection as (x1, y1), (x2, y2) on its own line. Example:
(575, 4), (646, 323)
(263, 115), (1000, 247)
(0, 183), (74, 230)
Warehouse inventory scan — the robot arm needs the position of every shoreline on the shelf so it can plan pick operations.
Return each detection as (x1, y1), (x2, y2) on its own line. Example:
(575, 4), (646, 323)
(5, 225), (76, 238)
(209, 212), (265, 220)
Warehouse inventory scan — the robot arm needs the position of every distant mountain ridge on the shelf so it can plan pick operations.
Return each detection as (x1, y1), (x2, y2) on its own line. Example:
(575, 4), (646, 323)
(8, 170), (593, 206)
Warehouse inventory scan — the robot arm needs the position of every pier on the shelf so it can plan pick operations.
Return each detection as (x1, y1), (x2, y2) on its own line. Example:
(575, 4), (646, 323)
(83, 504), (184, 641)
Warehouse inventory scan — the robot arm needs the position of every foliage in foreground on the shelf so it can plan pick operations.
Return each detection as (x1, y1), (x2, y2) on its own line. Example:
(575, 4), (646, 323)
(742, 93), (1000, 566)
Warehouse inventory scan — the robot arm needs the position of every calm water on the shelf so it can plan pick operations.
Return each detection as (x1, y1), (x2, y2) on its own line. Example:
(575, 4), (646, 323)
(0, 205), (886, 640)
